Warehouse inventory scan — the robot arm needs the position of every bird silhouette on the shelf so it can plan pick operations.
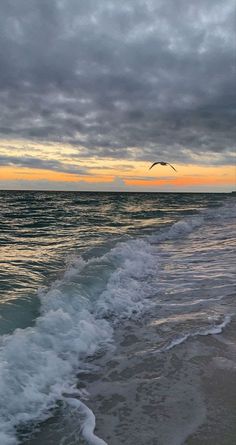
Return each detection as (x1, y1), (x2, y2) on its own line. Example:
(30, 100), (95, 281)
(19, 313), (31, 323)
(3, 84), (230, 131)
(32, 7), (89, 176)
(149, 161), (177, 172)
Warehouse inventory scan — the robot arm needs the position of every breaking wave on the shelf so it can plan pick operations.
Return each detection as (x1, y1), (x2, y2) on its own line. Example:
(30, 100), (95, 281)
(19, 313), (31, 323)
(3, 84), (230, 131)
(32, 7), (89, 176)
(0, 199), (235, 445)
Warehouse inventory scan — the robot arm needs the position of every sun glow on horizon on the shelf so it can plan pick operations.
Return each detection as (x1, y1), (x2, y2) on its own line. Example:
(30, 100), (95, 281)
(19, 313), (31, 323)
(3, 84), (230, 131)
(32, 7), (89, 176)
(0, 139), (235, 191)
(0, 162), (235, 192)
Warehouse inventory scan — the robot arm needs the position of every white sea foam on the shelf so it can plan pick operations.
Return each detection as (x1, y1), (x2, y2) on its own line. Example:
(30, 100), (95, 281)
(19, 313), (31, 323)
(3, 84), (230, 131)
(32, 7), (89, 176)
(0, 237), (159, 444)
(65, 397), (107, 445)
(158, 315), (232, 353)
(167, 216), (204, 239)
(0, 200), (235, 445)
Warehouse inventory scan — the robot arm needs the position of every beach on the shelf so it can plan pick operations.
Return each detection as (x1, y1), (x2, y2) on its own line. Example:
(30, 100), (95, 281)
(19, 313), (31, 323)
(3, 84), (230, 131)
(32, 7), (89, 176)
(24, 304), (236, 445)
(25, 308), (236, 445)
(85, 310), (236, 445)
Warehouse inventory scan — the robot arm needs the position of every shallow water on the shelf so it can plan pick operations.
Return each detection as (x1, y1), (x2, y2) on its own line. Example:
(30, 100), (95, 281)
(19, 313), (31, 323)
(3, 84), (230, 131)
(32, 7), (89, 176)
(0, 191), (235, 445)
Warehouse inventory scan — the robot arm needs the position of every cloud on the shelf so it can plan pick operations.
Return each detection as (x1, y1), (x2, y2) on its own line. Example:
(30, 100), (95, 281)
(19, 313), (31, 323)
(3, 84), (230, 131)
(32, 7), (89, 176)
(0, 154), (87, 174)
(0, 176), (128, 192)
(0, 0), (235, 165)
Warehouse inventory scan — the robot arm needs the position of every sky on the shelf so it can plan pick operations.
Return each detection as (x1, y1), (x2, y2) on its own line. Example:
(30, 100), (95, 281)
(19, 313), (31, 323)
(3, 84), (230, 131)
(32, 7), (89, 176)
(0, 0), (235, 192)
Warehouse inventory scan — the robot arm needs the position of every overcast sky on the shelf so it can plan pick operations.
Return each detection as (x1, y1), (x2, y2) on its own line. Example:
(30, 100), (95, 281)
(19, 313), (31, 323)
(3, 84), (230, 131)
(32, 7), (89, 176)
(0, 0), (235, 190)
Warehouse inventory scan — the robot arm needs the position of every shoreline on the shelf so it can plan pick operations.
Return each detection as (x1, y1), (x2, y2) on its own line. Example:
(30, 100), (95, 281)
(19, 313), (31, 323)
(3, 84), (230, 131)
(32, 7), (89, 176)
(24, 307), (236, 445)
(85, 311), (236, 445)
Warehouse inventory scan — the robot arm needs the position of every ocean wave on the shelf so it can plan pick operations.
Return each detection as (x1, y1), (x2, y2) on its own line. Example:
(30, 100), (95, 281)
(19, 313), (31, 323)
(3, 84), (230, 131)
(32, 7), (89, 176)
(0, 199), (235, 445)
(0, 236), (159, 444)
(149, 197), (236, 243)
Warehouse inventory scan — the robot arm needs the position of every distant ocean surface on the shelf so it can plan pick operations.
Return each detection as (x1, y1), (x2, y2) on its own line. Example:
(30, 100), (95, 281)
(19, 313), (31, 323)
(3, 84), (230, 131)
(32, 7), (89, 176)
(0, 191), (235, 445)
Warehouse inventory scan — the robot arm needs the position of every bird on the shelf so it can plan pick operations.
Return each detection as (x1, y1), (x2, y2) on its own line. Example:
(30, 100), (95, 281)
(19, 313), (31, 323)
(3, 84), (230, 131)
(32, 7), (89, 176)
(149, 161), (177, 172)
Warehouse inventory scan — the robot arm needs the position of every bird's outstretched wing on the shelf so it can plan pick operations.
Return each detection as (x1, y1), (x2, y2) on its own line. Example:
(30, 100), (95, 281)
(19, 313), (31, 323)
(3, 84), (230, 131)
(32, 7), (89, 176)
(149, 162), (160, 170)
(167, 163), (177, 172)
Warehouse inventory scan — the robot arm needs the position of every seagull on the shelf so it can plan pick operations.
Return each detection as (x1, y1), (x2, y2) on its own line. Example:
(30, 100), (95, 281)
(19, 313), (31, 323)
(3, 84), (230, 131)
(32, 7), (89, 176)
(149, 161), (177, 172)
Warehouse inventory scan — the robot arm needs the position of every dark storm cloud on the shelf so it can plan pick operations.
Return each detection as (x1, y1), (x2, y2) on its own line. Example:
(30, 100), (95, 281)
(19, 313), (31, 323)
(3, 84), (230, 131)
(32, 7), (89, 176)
(0, 0), (235, 164)
(0, 154), (87, 174)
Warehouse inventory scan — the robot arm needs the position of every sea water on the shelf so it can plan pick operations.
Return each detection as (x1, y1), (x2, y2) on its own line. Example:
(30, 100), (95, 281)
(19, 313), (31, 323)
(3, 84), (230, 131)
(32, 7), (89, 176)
(0, 191), (235, 444)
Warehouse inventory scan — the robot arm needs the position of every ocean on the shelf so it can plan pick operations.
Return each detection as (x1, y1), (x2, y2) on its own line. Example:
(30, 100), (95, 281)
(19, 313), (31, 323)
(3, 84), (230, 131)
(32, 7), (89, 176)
(0, 191), (235, 445)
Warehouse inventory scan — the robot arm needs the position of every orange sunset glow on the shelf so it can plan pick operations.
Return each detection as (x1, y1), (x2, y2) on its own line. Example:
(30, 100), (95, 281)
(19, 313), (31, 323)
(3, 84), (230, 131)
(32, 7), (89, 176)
(0, 145), (235, 192)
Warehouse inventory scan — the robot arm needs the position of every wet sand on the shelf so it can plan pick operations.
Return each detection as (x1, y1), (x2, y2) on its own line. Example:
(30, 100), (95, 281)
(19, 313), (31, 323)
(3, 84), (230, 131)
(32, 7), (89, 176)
(186, 319), (236, 445)
(80, 312), (236, 445)
(24, 309), (236, 445)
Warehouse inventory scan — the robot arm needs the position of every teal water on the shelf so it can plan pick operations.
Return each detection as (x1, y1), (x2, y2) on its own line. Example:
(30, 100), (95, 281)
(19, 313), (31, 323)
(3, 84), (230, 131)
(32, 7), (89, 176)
(0, 191), (235, 445)
(0, 191), (224, 334)
(0, 191), (226, 334)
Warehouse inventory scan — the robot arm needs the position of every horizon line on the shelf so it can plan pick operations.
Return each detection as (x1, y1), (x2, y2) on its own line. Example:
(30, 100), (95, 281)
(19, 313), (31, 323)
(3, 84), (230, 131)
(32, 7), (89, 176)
(0, 189), (232, 194)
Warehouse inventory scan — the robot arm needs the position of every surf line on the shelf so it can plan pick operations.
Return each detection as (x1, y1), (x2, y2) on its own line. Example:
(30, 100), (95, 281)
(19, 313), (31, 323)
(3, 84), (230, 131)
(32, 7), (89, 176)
(156, 314), (232, 354)
(63, 395), (107, 445)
